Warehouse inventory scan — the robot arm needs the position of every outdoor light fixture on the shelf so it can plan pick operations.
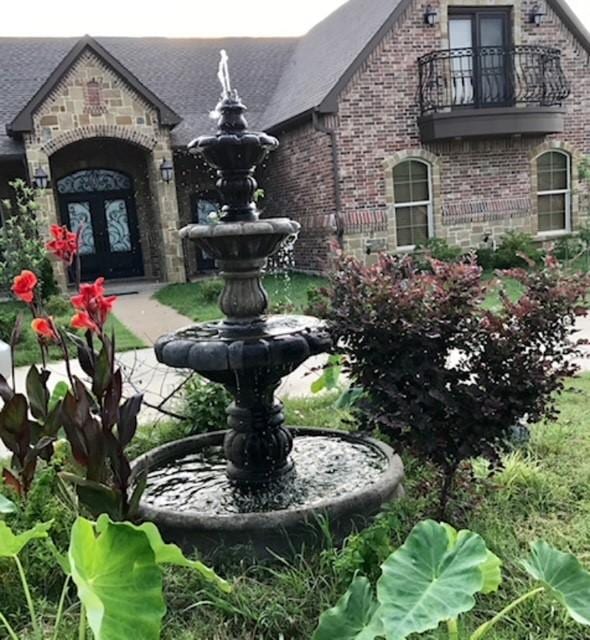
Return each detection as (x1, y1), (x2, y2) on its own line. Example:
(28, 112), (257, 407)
(529, 3), (545, 26)
(424, 4), (438, 26)
(160, 158), (174, 183)
(32, 167), (49, 190)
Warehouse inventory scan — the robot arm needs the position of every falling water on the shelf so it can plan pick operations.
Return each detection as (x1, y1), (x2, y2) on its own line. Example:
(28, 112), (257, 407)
(266, 233), (297, 312)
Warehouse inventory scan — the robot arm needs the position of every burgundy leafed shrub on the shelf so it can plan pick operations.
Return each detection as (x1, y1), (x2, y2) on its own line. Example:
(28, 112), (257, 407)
(327, 253), (590, 513)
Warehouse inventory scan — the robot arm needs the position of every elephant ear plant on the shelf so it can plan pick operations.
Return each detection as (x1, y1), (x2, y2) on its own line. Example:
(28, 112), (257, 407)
(0, 225), (144, 518)
(0, 513), (230, 640)
(313, 520), (590, 640)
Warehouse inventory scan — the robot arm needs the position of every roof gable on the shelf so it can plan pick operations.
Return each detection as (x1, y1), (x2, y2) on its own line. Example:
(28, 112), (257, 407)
(7, 35), (181, 134)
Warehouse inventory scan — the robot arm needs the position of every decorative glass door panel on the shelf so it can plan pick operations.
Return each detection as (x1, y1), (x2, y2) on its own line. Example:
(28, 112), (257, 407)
(192, 194), (219, 271)
(57, 169), (143, 281)
(449, 18), (474, 105)
(67, 201), (96, 255)
(105, 199), (132, 253)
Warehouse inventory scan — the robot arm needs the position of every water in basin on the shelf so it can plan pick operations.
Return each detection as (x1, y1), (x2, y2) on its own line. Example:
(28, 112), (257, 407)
(143, 435), (388, 515)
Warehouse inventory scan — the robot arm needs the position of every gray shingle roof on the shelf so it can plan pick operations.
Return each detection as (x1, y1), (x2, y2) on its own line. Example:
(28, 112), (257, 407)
(0, 36), (297, 154)
(260, 0), (406, 128)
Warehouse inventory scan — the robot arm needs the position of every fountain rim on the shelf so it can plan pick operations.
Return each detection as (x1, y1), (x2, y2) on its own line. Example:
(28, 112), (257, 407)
(131, 427), (404, 531)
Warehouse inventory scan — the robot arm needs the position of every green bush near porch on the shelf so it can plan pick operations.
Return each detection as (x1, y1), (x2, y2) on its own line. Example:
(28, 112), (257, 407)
(153, 273), (329, 321)
(0, 298), (144, 367)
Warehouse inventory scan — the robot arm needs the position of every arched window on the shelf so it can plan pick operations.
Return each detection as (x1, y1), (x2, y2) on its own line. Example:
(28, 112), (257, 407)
(537, 150), (571, 234)
(392, 159), (433, 248)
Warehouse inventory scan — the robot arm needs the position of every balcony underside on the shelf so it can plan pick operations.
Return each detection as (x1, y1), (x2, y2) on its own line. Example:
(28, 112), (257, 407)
(419, 106), (565, 143)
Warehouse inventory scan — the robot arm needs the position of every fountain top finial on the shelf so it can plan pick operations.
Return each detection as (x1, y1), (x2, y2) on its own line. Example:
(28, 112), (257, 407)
(187, 49), (279, 222)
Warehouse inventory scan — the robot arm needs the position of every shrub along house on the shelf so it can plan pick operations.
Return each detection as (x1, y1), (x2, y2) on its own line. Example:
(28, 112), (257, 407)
(0, 0), (589, 283)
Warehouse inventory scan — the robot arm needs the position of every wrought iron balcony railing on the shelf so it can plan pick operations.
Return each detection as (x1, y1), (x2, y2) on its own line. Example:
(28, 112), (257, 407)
(418, 45), (570, 115)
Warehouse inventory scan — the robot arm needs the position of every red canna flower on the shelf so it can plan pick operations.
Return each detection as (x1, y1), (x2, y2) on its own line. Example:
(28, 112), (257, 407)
(71, 312), (99, 333)
(11, 270), (38, 304)
(31, 317), (58, 342)
(46, 224), (79, 265)
(70, 277), (116, 333)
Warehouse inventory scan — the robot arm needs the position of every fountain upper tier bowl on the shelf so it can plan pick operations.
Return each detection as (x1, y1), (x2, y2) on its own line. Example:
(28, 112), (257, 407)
(180, 218), (300, 261)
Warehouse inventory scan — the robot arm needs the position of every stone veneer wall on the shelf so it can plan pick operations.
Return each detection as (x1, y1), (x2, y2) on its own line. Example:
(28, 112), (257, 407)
(264, 0), (590, 270)
(23, 49), (185, 285)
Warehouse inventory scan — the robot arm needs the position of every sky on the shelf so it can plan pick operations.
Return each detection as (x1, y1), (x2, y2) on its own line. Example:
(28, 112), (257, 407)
(0, 0), (588, 38)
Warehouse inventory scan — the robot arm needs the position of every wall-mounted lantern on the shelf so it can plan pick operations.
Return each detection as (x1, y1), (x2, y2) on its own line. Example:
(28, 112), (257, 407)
(160, 158), (174, 183)
(529, 3), (545, 26)
(32, 167), (49, 190)
(424, 4), (438, 27)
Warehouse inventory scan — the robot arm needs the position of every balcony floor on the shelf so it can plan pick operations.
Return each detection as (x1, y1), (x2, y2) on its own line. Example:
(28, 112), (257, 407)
(418, 106), (565, 142)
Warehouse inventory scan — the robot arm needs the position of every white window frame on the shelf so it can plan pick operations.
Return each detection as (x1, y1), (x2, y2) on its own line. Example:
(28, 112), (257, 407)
(393, 159), (434, 251)
(536, 150), (572, 238)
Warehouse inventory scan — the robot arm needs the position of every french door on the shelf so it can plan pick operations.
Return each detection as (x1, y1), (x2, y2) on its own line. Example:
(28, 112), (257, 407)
(57, 169), (144, 281)
(449, 9), (512, 107)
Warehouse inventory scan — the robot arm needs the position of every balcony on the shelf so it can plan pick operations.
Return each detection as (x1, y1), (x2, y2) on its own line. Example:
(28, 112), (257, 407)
(418, 45), (570, 142)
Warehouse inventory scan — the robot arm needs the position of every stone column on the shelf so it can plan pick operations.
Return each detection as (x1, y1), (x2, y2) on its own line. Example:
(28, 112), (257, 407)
(149, 133), (186, 283)
(24, 143), (68, 290)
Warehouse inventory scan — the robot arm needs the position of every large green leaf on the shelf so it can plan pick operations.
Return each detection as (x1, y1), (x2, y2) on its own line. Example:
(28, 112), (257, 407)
(69, 516), (166, 640)
(312, 575), (380, 640)
(95, 514), (231, 593)
(522, 541), (590, 625)
(376, 520), (491, 639)
(0, 520), (52, 557)
(0, 494), (16, 515)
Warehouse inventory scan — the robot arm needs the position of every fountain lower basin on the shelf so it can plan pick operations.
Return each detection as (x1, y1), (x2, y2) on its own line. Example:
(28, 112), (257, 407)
(132, 428), (404, 558)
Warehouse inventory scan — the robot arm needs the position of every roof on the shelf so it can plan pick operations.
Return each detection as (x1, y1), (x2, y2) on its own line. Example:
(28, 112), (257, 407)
(1, 0), (589, 155)
(0, 36), (297, 154)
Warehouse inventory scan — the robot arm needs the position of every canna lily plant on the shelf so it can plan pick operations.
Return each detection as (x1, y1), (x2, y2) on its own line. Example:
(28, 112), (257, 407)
(313, 520), (590, 640)
(0, 225), (144, 519)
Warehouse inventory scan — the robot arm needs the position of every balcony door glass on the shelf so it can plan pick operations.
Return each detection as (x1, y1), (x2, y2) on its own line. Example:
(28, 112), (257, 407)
(449, 10), (511, 107)
(449, 18), (473, 105)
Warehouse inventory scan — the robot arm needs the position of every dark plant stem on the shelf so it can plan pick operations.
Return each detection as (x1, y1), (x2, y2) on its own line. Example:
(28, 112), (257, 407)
(438, 463), (458, 520)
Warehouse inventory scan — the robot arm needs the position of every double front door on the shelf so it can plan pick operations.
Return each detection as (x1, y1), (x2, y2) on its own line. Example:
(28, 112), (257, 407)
(449, 9), (512, 107)
(57, 169), (144, 281)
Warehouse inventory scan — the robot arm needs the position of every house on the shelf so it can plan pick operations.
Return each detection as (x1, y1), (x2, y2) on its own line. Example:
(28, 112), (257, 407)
(0, 0), (588, 285)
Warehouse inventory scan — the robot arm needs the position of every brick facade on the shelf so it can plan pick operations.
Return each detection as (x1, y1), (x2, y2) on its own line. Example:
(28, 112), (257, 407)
(263, 0), (590, 270)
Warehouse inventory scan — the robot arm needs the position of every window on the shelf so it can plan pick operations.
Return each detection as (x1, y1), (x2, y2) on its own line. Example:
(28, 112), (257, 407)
(393, 160), (432, 247)
(537, 151), (571, 234)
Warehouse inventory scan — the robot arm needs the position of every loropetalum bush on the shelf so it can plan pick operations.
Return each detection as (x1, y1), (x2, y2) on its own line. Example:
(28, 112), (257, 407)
(0, 225), (144, 519)
(327, 252), (590, 513)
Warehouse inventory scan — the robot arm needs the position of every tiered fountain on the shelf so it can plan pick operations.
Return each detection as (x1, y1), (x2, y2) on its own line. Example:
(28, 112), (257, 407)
(132, 53), (404, 557)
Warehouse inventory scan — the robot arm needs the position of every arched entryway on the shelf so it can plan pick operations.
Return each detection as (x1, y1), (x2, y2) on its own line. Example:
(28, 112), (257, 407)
(56, 168), (144, 280)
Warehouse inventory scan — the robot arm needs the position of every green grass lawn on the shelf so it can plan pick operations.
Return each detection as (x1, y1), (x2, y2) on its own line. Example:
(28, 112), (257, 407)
(153, 273), (328, 321)
(0, 299), (144, 367)
(154, 271), (528, 320)
(159, 378), (590, 639)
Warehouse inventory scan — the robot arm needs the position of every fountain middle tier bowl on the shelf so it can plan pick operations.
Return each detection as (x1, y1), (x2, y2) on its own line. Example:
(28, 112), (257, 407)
(131, 428), (404, 558)
(154, 315), (332, 373)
